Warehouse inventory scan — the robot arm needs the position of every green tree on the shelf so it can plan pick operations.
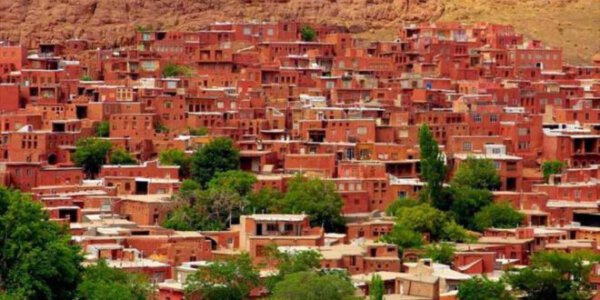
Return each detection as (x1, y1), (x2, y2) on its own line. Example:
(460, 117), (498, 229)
(458, 277), (513, 300)
(162, 63), (193, 77)
(159, 149), (191, 178)
(441, 220), (473, 243)
(164, 183), (244, 231)
(208, 170), (257, 197)
(135, 24), (152, 33)
(392, 202), (448, 241)
(380, 224), (423, 256)
(162, 204), (205, 231)
(473, 202), (524, 231)
(450, 187), (493, 230)
(185, 253), (260, 300)
(424, 243), (455, 265)
(179, 179), (201, 196)
(77, 260), (151, 300)
(505, 251), (599, 300)
(265, 246), (322, 289)
(109, 148), (136, 165)
(300, 25), (316, 42)
(452, 157), (501, 190)
(541, 160), (565, 182)
(0, 188), (82, 299)
(154, 122), (169, 133)
(418, 124), (446, 209)
(189, 127), (209, 136)
(73, 138), (112, 179)
(191, 137), (240, 187)
(246, 188), (284, 214)
(369, 274), (384, 300)
(270, 271), (359, 300)
(280, 175), (345, 232)
(197, 186), (244, 229)
(385, 197), (419, 216)
(95, 121), (110, 137)
(81, 74), (93, 81)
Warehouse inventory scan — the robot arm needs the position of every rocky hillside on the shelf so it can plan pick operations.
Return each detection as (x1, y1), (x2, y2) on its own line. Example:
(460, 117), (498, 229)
(0, 0), (597, 63)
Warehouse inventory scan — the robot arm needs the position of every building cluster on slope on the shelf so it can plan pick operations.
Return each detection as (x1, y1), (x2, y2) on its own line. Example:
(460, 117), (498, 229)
(1, 21), (600, 299)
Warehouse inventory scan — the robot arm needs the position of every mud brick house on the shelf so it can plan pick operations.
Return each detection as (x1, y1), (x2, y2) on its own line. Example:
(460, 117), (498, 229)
(99, 160), (180, 195)
(352, 271), (441, 300)
(237, 214), (324, 262)
(453, 144), (523, 191)
(3, 19), (600, 296)
(346, 218), (395, 241)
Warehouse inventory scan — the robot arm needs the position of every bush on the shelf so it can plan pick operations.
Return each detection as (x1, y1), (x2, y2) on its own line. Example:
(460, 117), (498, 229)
(95, 121), (109, 137)
(162, 63), (193, 77)
(541, 160), (565, 182)
(300, 25), (316, 42)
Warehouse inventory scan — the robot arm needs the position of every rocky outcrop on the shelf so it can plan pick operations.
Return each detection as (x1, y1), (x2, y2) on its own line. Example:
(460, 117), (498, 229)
(0, 0), (596, 62)
(0, 0), (443, 47)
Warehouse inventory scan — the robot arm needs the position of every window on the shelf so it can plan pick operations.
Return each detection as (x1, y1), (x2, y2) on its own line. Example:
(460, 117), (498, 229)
(473, 114), (482, 122)
(518, 128), (529, 136)
(266, 224), (278, 232)
(357, 126), (367, 135)
(518, 142), (529, 150)
(490, 114), (498, 122)
(284, 224), (293, 232)
(463, 142), (472, 151)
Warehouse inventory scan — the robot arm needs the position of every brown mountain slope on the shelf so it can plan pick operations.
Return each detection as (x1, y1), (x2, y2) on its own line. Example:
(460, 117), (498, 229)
(0, 0), (597, 63)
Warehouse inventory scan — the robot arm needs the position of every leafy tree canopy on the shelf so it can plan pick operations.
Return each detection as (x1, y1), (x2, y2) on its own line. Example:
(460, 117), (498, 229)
(541, 160), (565, 182)
(473, 201), (524, 231)
(191, 137), (240, 187)
(77, 260), (152, 300)
(109, 148), (137, 165)
(505, 250), (600, 300)
(185, 253), (260, 300)
(159, 149), (191, 178)
(162, 63), (193, 77)
(95, 121), (109, 137)
(208, 170), (257, 197)
(189, 126), (209, 136)
(264, 245), (322, 290)
(270, 271), (360, 300)
(300, 26), (316, 42)
(441, 220), (474, 243)
(280, 174), (345, 232)
(246, 187), (284, 214)
(418, 124), (446, 208)
(392, 202), (448, 241)
(458, 276), (513, 300)
(450, 186), (493, 230)
(452, 157), (501, 190)
(369, 274), (384, 300)
(73, 138), (111, 179)
(423, 243), (455, 265)
(385, 197), (419, 216)
(0, 188), (82, 299)
(380, 224), (423, 256)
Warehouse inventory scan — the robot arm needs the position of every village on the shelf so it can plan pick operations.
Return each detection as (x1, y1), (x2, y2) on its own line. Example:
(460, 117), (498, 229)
(0, 21), (599, 299)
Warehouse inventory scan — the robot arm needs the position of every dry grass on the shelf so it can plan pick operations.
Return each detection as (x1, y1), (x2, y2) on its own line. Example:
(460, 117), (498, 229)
(355, 0), (599, 65)
(438, 0), (600, 64)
